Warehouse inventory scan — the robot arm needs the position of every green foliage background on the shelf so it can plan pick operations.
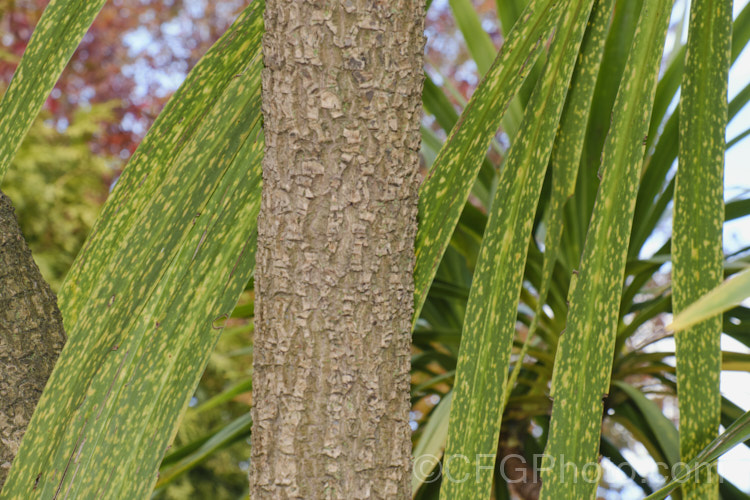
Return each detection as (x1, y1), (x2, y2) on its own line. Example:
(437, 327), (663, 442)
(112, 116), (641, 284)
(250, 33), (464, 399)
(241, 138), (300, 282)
(3, 103), (113, 288)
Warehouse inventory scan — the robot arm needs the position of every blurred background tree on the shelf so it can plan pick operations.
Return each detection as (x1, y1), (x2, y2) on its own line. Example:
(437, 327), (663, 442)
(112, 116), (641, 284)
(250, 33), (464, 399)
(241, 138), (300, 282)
(0, 0), (246, 157)
(1, 102), (114, 288)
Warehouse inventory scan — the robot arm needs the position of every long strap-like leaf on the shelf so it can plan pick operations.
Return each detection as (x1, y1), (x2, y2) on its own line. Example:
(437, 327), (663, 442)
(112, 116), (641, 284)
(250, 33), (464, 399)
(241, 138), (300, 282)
(645, 409), (750, 500)
(413, 0), (564, 323)
(504, 0), (615, 421)
(671, 268), (750, 332)
(0, 2), (264, 498)
(438, 1), (596, 497)
(630, 0), (750, 256)
(0, 0), (107, 181)
(673, 0), (732, 498)
(539, 1), (673, 498)
(538, 0), (614, 304)
(557, 0), (642, 272)
(449, 0), (524, 140)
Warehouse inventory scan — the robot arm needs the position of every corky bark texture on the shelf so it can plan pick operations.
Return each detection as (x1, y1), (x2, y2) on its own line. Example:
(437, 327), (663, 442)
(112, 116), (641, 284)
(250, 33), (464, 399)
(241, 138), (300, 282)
(0, 190), (66, 487)
(250, 1), (425, 498)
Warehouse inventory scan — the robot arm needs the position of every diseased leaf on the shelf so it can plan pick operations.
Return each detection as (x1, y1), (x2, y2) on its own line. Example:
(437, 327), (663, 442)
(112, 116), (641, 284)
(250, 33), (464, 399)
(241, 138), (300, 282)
(421, 73), (498, 207)
(672, 1), (732, 497)
(0, 0), (107, 181)
(645, 409), (750, 500)
(671, 268), (750, 332)
(413, 0), (565, 323)
(0, 2), (265, 498)
(495, 0), (544, 107)
(438, 1), (598, 496)
(539, 0), (673, 497)
(630, 0), (750, 257)
(511, 0), (615, 384)
(504, 0), (615, 442)
(448, 0), (525, 139)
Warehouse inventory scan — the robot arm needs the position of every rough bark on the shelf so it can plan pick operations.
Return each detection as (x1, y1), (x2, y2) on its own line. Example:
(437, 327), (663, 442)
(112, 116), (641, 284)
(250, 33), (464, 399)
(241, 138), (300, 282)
(250, 1), (425, 498)
(0, 190), (66, 487)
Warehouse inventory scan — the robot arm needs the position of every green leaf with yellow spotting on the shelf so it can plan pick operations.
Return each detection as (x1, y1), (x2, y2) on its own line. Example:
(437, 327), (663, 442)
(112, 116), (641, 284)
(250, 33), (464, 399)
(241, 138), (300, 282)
(413, 0), (566, 324)
(0, 0), (107, 182)
(673, 0), (733, 497)
(671, 268), (750, 333)
(509, 0), (615, 393)
(448, 0), (525, 139)
(539, 0), (673, 497)
(437, 0), (598, 497)
(0, 2), (265, 498)
(630, 0), (750, 258)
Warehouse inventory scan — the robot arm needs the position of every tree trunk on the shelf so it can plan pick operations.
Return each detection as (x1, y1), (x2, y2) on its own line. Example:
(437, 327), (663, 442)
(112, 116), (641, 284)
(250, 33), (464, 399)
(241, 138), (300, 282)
(250, 1), (425, 498)
(0, 190), (66, 487)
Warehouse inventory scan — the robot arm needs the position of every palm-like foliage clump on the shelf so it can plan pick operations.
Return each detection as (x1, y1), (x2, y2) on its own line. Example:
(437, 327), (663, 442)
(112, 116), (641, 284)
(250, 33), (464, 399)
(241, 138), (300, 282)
(410, 0), (750, 498)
